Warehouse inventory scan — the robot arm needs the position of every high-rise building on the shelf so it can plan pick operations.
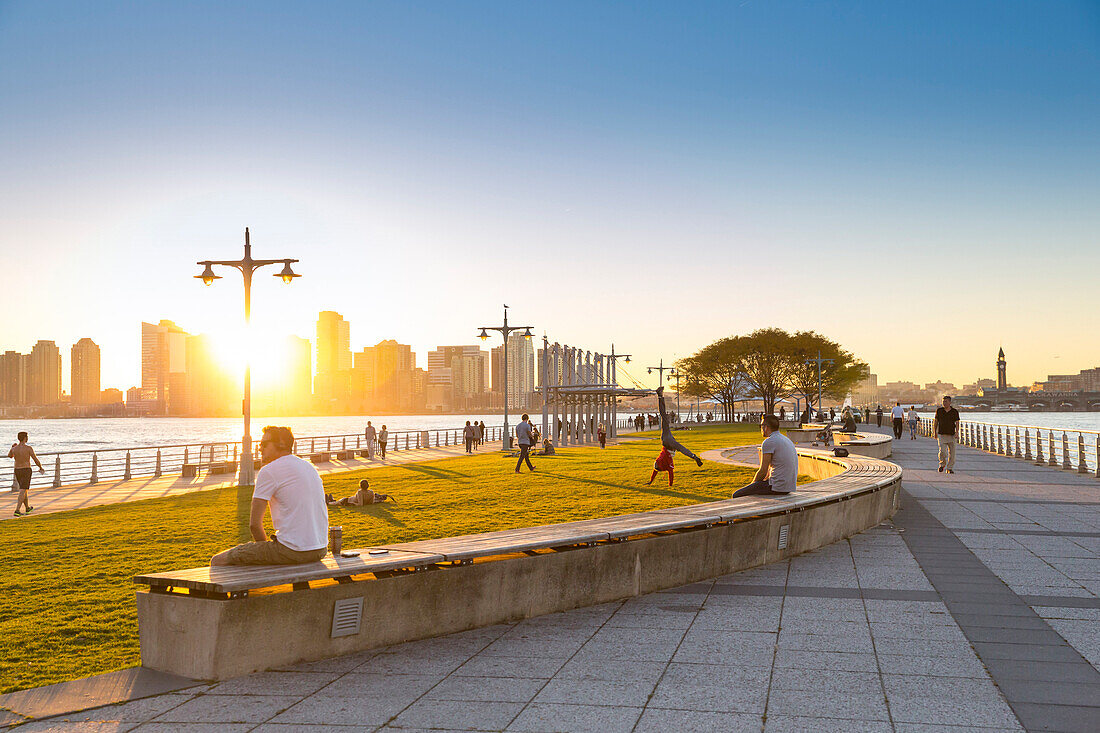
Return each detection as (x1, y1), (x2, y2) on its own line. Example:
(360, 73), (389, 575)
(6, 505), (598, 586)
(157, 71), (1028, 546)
(184, 334), (235, 416)
(126, 386), (143, 404)
(315, 311), (351, 403)
(26, 340), (62, 405)
(504, 335), (535, 409)
(71, 338), (101, 405)
(428, 345), (488, 408)
(100, 387), (124, 404)
(257, 335), (313, 414)
(0, 351), (27, 406)
(352, 339), (415, 411)
(141, 320), (189, 411)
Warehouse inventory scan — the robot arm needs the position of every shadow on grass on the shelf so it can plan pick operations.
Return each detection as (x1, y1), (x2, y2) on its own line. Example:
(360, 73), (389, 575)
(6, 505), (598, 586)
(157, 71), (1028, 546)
(397, 464), (472, 480)
(534, 470), (716, 503)
(330, 503), (407, 528)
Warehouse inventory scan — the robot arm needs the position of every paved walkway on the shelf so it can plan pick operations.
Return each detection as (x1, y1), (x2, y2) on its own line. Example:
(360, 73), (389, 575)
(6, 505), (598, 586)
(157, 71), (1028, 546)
(0, 441), (504, 521)
(8, 431), (1099, 732)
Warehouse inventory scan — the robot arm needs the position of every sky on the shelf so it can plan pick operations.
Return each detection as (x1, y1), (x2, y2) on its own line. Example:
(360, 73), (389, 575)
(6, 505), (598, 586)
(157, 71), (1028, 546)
(1, 0), (1098, 393)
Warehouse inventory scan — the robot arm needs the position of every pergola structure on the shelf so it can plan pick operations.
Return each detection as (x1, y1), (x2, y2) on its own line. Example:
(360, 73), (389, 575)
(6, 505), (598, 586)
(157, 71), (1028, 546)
(538, 337), (649, 447)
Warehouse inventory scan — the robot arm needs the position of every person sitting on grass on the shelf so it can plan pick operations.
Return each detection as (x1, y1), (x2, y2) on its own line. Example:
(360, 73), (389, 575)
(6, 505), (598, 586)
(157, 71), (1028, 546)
(647, 446), (675, 486)
(731, 414), (798, 498)
(210, 425), (328, 566)
(326, 479), (394, 506)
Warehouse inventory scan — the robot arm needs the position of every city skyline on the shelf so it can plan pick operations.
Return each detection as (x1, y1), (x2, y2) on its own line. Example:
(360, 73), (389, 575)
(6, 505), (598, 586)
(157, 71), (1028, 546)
(2, 2), (1098, 393)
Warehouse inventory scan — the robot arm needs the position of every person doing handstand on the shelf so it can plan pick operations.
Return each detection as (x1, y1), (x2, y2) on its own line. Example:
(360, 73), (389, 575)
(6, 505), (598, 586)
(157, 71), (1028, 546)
(657, 386), (703, 467)
(326, 479), (394, 506)
(647, 446), (675, 486)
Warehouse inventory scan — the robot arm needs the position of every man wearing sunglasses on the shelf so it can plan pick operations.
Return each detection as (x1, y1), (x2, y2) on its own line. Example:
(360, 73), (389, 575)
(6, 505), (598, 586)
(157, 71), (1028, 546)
(211, 425), (329, 566)
(731, 414), (798, 498)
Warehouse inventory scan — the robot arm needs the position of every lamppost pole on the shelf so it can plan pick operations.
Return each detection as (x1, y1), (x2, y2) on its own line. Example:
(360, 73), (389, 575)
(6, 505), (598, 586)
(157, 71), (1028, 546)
(608, 344), (631, 438)
(478, 305), (533, 449)
(668, 368), (683, 421)
(802, 349), (834, 420)
(196, 227), (300, 487)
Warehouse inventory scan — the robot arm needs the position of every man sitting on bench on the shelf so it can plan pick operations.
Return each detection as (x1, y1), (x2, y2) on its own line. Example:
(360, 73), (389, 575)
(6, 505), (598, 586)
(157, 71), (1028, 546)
(731, 414), (798, 498)
(211, 425), (329, 566)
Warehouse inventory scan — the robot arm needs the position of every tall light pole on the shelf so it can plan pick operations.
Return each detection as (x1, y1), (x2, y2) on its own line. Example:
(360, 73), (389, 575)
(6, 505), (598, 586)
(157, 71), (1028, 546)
(607, 344), (631, 438)
(803, 349), (834, 419)
(479, 305), (533, 449)
(647, 358), (672, 386)
(196, 228), (300, 486)
(668, 368), (683, 421)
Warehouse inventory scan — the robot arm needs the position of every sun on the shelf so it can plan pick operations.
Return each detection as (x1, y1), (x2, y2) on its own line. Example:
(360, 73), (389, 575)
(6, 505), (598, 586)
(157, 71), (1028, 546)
(208, 323), (294, 391)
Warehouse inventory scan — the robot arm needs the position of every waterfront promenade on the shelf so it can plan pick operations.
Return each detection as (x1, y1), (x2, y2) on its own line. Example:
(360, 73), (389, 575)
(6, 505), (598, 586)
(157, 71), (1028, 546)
(5, 428), (1097, 731)
(0, 440), (502, 521)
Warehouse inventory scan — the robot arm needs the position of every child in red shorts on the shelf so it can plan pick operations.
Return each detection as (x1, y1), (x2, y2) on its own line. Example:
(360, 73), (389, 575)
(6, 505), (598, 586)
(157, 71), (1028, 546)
(647, 446), (675, 486)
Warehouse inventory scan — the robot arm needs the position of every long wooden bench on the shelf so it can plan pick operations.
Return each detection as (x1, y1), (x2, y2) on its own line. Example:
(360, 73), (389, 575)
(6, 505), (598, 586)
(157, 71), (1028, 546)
(133, 447), (902, 679)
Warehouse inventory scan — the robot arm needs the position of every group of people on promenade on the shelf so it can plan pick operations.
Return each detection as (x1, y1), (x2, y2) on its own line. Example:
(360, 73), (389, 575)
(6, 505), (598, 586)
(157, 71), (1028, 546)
(462, 420), (488, 453)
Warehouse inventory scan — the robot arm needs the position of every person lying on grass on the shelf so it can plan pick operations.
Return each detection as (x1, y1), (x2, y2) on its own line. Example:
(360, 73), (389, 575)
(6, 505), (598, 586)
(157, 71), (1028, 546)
(326, 479), (395, 506)
(647, 446), (675, 486)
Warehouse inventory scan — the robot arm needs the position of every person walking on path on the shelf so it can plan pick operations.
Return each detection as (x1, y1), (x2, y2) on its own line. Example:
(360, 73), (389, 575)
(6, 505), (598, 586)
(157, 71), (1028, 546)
(875, 405), (883, 427)
(378, 425), (388, 459)
(933, 396), (961, 474)
(891, 402), (905, 439)
(597, 424), (606, 448)
(907, 406), (920, 440)
(463, 420), (477, 453)
(658, 386), (704, 467)
(515, 414), (536, 473)
(864, 406), (871, 423)
(364, 421), (377, 460)
(731, 415), (798, 497)
(477, 421), (486, 448)
(8, 431), (44, 516)
(211, 425), (329, 566)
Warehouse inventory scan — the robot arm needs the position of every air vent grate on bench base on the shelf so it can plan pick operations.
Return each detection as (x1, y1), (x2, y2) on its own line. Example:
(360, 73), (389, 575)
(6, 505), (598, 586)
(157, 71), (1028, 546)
(778, 524), (790, 550)
(331, 598), (363, 638)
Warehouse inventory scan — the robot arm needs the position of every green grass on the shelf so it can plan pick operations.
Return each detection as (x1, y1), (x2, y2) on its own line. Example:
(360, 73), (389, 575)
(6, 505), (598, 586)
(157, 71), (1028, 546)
(0, 423), (774, 693)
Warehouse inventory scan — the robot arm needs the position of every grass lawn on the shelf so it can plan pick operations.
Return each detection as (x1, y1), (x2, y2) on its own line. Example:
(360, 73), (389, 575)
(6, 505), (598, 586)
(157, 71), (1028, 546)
(0, 423), (777, 692)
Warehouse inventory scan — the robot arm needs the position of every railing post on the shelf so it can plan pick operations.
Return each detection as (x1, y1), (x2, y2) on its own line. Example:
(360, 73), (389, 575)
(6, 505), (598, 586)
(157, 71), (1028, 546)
(1048, 431), (1058, 467)
(124, 451), (132, 481)
(52, 455), (61, 488)
(1077, 434), (1088, 474)
(90, 452), (98, 484)
(357, 435), (361, 449)
(1014, 428), (1022, 459)
(327, 438), (331, 451)
(405, 434), (409, 450)
(154, 449), (162, 477)
(311, 438), (315, 453)
(1034, 431), (1044, 465)
(1062, 432), (1072, 470)
(182, 447), (189, 466)
(232, 444), (238, 462)
(1095, 435), (1100, 479)
(997, 427), (1004, 455)
(1023, 429), (1031, 461)
(342, 437), (346, 450)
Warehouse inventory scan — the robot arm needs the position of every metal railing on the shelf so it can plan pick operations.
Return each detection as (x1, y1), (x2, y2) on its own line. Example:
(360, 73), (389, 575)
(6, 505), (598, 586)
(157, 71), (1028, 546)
(917, 417), (1100, 477)
(5, 424), (506, 491)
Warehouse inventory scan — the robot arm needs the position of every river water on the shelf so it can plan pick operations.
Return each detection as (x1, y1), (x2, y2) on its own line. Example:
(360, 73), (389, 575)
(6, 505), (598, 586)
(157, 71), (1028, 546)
(3, 411), (1099, 454)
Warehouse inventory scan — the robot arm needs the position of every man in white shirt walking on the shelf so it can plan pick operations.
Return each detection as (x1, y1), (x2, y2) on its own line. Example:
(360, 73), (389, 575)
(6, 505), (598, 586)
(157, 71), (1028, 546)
(211, 425), (329, 566)
(890, 402), (905, 439)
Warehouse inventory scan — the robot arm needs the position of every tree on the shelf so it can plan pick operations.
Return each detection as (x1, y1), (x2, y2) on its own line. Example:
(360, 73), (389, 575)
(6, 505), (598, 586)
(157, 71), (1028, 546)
(733, 328), (799, 415)
(675, 339), (748, 422)
(788, 331), (869, 415)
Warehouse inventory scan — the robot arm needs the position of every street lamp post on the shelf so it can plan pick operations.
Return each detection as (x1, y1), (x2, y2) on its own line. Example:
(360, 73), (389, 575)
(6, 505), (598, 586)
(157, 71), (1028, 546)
(196, 227), (300, 486)
(607, 344), (631, 438)
(803, 349), (834, 420)
(668, 368), (683, 421)
(478, 305), (533, 449)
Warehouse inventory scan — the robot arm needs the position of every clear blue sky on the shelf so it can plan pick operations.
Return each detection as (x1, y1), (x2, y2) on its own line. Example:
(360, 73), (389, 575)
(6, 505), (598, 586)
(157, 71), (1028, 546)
(1, 0), (1098, 391)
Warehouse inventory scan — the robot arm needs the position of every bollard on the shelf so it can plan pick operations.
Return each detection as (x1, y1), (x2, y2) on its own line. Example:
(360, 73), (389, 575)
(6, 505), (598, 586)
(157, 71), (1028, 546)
(124, 451), (132, 481)
(53, 455), (62, 488)
(1077, 434), (1088, 474)
(1048, 431), (1058, 467)
(1014, 428), (1022, 459)
(1034, 432), (1044, 465)
(1062, 432), (1072, 470)
(154, 449), (162, 477)
(90, 452), (98, 484)
(1023, 429), (1031, 461)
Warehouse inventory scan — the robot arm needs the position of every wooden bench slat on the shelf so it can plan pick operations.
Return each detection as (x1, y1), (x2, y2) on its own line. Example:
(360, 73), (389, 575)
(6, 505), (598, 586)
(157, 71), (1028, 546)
(134, 549), (443, 593)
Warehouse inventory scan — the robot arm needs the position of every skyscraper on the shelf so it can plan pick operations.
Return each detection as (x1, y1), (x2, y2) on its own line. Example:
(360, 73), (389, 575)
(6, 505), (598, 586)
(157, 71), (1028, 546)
(141, 320), (188, 411)
(184, 334), (235, 415)
(71, 338), (101, 404)
(315, 311), (351, 403)
(0, 351), (27, 406)
(353, 339), (415, 411)
(26, 340), (62, 405)
(505, 335), (535, 409)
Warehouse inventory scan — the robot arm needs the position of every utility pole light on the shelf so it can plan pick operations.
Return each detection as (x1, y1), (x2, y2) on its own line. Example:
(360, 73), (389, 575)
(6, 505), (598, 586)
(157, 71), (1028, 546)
(803, 349), (835, 419)
(196, 227), (300, 487)
(478, 304), (533, 449)
(607, 344), (631, 439)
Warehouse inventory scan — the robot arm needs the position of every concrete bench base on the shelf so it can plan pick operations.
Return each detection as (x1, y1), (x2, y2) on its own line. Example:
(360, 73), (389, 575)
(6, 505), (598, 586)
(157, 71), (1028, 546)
(136, 481), (899, 680)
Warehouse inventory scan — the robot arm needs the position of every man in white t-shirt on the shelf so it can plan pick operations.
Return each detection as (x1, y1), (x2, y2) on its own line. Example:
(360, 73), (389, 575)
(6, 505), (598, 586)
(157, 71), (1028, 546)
(731, 414), (798, 497)
(890, 402), (905, 440)
(211, 425), (329, 566)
